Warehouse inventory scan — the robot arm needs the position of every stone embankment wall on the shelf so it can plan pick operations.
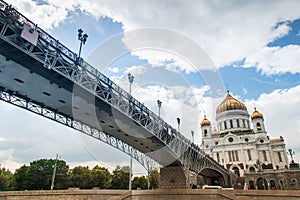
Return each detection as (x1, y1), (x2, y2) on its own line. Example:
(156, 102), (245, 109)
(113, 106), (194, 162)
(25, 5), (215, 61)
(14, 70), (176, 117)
(1, 189), (300, 200)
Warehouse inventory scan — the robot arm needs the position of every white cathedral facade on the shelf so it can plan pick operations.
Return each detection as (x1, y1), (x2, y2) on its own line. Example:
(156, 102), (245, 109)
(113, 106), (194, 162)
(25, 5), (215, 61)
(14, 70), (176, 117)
(200, 91), (289, 178)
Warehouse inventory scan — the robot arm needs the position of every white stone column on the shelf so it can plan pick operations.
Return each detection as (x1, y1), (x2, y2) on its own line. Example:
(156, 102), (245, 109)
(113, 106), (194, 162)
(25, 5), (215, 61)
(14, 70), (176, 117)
(268, 143), (276, 169)
(240, 143), (247, 174)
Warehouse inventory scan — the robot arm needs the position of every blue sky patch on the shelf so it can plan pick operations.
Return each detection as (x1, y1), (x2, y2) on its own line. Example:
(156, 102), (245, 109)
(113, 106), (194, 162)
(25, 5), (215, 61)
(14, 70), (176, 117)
(268, 18), (300, 47)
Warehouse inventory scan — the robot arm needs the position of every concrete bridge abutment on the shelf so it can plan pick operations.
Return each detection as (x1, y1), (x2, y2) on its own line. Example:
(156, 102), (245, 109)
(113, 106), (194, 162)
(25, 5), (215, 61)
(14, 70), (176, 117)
(159, 165), (189, 189)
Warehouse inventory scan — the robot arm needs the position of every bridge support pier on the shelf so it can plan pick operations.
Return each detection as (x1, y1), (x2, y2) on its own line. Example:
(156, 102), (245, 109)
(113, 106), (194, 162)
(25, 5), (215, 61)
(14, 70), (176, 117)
(159, 165), (189, 189)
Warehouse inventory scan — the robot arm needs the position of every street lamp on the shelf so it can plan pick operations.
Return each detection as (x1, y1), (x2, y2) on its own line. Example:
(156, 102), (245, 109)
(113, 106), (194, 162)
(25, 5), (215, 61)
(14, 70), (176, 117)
(191, 130), (194, 143)
(177, 117), (180, 132)
(157, 100), (162, 118)
(127, 73), (134, 191)
(128, 73), (134, 96)
(77, 28), (88, 59)
(287, 148), (295, 163)
(50, 153), (59, 190)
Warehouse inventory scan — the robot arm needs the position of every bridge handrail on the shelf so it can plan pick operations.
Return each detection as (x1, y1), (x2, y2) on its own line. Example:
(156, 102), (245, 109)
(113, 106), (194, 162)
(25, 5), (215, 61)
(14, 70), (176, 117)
(0, 0), (78, 62)
(0, 0), (227, 175)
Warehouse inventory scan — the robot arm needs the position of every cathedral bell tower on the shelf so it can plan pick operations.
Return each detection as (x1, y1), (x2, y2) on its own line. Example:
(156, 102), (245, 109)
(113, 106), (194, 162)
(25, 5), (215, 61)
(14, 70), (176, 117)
(200, 115), (212, 139)
(251, 108), (266, 133)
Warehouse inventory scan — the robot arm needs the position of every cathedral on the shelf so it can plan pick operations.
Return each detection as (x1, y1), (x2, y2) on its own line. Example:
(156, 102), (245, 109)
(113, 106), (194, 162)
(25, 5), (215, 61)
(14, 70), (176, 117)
(200, 91), (299, 189)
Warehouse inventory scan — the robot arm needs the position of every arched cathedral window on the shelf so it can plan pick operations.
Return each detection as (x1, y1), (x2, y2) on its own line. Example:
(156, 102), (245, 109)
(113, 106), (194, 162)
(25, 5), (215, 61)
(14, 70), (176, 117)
(237, 119), (240, 127)
(204, 129), (208, 137)
(263, 150), (267, 161)
(278, 152), (282, 162)
(256, 122), (261, 131)
(247, 149), (252, 161)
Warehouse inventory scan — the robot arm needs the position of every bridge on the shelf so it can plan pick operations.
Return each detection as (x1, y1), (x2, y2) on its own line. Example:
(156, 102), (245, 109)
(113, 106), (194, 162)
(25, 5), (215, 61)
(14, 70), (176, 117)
(0, 0), (231, 188)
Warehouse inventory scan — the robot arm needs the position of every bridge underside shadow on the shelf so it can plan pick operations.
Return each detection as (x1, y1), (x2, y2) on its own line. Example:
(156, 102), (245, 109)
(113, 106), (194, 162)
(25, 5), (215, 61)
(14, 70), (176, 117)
(197, 168), (227, 188)
(160, 165), (229, 189)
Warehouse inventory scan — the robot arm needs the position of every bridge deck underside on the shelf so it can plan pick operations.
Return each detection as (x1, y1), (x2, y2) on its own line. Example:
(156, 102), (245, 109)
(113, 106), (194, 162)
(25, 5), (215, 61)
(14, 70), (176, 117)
(0, 44), (177, 166)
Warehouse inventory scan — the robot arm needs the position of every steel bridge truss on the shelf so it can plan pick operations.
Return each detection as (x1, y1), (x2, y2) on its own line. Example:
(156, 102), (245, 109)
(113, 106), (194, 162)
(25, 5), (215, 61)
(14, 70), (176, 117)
(0, 0), (230, 183)
(0, 87), (157, 171)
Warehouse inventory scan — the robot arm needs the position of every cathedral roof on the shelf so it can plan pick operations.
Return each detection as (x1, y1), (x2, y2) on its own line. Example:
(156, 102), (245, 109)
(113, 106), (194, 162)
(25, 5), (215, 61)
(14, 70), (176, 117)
(251, 108), (264, 120)
(270, 136), (284, 143)
(216, 91), (247, 114)
(200, 115), (211, 126)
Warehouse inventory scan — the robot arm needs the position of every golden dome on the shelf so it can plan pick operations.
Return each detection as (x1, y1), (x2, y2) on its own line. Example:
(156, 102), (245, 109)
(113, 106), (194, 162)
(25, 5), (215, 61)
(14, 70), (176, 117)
(216, 91), (247, 114)
(251, 108), (263, 120)
(200, 115), (211, 126)
(212, 127), (218, 134)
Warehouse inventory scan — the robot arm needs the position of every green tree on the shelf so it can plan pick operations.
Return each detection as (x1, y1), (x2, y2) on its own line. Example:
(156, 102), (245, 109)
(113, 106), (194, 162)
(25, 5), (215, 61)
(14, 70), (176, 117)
(132, 176), (148, 190)
(0, 167), (14, 191)
(148, 168), (159, 189)
(91, 165), (110, 188)
(109, 165), (129, 189)
(68, 166), (93, 189)
(14, 165), (30, 190)
(13, 159), (69, 190)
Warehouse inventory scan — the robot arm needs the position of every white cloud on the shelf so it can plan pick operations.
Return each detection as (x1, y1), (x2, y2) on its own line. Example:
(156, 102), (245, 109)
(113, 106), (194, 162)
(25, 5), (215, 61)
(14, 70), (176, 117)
(245, 84), (300, 162)
(79, 0), (300, 73)
(130, 50), (205, 74)
(107, 67), (119, 73)
(268, 22), (291, 43)
(5, 0), (73, 30)
(125, 65), (147, 75)
(7, 0), (300, 74)
(131, 83), (212, 144)
(244, 45), (300, 75)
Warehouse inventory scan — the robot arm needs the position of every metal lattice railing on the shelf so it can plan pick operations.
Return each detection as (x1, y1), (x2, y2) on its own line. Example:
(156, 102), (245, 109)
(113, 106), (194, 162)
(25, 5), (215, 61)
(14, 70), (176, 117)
(0, 0), (230, 182)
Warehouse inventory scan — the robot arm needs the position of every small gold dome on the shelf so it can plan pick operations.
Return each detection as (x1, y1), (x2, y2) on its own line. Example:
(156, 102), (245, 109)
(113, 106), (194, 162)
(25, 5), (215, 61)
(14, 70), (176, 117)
(251, 108), (263, 120)
(200, 115), (211, 126)
(216, 91), (247, 114)
(212, 127), (218, 134)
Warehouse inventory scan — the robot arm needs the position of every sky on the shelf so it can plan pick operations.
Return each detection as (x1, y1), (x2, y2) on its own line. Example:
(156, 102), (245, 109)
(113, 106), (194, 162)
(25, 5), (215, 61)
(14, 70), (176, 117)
(0, 0), (300, 175)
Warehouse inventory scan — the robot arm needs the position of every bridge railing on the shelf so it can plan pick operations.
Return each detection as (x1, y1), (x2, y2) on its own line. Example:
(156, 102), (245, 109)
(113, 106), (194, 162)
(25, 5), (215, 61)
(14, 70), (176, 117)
(0, 0), (229, 177)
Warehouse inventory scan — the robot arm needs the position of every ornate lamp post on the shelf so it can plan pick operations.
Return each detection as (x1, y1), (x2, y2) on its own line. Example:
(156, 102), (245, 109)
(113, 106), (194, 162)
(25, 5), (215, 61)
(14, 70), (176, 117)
(191, 130), (194, 143)
(177, 117), (180, 132)
(128, 73), (134, 96)
(157, 100), (162, 118)
(287, 148), (295, 163)
(77, 28), (88, 59)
